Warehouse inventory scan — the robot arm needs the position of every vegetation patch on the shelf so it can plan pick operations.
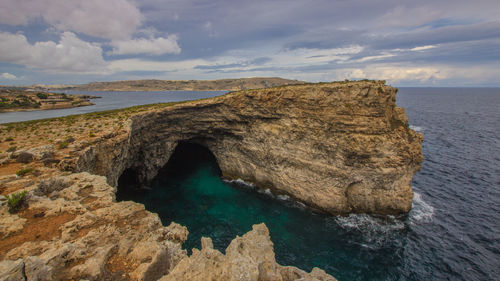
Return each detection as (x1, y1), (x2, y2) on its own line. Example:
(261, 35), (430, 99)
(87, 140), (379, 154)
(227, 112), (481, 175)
(16, 167), (34, 177)
(6, 146), (17, 152)
(5, 190), (27, 213)
(58, 142), (69, 149)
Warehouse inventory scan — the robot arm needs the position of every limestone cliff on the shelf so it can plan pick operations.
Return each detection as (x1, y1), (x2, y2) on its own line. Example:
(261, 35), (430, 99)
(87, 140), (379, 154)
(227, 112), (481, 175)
(75, 80), (423, 215)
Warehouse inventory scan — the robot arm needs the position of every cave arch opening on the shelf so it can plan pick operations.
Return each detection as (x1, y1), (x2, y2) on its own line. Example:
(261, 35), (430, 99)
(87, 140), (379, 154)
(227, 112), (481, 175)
(162, 140), (222, 179)
(116, 140), (223, 203)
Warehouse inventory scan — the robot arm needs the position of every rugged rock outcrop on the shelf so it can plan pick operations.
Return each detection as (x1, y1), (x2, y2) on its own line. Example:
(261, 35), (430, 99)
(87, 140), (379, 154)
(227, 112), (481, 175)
(74, 80), (423, 215)
(160, 224), (336, 281)
(0, 173), (189, 281)
(0, 173), (335, 280)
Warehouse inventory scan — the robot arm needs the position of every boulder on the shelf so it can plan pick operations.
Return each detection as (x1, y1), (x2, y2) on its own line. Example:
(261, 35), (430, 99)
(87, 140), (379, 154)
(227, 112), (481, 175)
(0, 259), (25, 281)
(15, 151), (33, 164)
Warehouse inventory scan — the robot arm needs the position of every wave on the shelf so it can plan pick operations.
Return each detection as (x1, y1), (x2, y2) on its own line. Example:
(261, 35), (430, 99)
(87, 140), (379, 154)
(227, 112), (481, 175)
(334, 213), (406, 248)
(258, 188), (273, 196)
(276, 194), (290, 201)
(409, 191), (435, 223)
(409, 125), (424, 132)
(335, 214), (406, 232)
(223, 178), (255, 188)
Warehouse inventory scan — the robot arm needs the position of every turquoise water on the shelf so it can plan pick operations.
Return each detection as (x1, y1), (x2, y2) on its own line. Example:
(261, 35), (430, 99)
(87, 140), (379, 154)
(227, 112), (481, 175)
(117, 142), (412, 281)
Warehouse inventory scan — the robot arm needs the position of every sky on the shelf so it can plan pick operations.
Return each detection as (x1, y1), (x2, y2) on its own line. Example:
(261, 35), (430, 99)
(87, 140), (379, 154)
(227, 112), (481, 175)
(0, 0), (499, 86)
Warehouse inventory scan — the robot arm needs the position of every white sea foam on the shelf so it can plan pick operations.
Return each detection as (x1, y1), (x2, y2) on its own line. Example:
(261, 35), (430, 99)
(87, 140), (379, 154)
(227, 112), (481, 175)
(224, 178), (254, 188)
(277, 194), (290, 201)
(335, 214), (405, 232)
(293, 201), (306, 209)
(409, 192), (435, 223)
(409, 125), (424, 132)
(262, 188), (273, 195)
(334, 213), (406, 248)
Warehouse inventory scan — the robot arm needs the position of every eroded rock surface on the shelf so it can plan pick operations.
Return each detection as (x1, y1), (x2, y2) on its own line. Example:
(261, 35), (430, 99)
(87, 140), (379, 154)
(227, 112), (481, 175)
(76, 80), (423, 215)
(160, 224), (336, 281)
(1, 173), (335, 280)
(1, 173), (189, 281)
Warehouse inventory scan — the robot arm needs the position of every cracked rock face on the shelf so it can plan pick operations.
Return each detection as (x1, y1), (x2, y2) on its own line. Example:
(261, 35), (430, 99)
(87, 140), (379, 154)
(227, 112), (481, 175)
(77, 81), (423, 215)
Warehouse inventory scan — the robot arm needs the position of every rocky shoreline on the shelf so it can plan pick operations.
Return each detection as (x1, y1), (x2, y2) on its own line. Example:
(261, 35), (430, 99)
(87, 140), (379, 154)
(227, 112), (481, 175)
(0, 89), (98, 113)
(0, 80), (422, 280)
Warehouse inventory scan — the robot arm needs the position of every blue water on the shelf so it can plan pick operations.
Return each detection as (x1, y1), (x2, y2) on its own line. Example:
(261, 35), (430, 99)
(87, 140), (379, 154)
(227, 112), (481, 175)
(0, 90), (225, 124)
(80, 88), (500, 280)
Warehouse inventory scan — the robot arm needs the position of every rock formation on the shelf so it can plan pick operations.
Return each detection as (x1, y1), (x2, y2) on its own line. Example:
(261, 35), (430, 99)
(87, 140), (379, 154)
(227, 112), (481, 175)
(160, 224), (335, 281)
(2, 173), (334, 280)
(0, 80), (422, 280)
(74, 80), (423, 215)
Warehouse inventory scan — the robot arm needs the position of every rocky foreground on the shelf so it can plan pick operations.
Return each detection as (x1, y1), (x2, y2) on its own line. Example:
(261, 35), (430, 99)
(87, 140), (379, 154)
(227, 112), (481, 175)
(0, 80), (422, 280)
(1, 173), (334, 281)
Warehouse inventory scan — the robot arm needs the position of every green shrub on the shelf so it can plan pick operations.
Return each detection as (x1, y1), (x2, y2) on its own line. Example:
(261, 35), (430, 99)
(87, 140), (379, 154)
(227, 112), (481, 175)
(5, 137), (13, 141)
(5, 190), (27, 213)
(7, 146), (17, 152)
(58, 141), (69, 149)
(16, 167), (33, 177)
(64, 136), (75, 143)
(36, 92), (48, 99)
(89, 132), (95, 137)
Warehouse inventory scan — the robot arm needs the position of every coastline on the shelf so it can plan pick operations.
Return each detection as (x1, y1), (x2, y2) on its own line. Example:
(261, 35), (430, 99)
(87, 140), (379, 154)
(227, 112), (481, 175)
(0, 80), (421, 280)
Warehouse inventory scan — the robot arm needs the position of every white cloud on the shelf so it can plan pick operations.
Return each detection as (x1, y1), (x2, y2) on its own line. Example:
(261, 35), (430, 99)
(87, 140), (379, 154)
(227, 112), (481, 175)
(1, 73), (17, 80)
(410, 45), (437, 51)
(353, 53), (396, 63)
(110, 35), (181, 55)
(108, 45), (364, 74)
(0, 0), (142, 40)
(0, 32), (108, 74)
(337, 65), (448, 83)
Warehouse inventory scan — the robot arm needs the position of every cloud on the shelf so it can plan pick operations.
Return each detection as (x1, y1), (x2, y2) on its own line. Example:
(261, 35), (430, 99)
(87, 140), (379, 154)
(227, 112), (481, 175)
(195, 57), (272, 70)
(109, 35), (181, 55)
(0, 0), (142, 40)
(0, 31), (108, 74)
(1, 73), (17, 80)
(376, 5), (443, 28)
(342, 65), (447, 83)
(370, 21), (500, 50)
(203, 21), (216, 37)
(410, 45), (437, 51)
(108, 58), (207, 73)
(352, 53), (396, 63)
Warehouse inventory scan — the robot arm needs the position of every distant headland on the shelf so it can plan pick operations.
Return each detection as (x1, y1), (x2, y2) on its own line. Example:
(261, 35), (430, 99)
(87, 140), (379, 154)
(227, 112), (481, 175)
(14, 77), (305, 92)
(0, 89), (98, 113)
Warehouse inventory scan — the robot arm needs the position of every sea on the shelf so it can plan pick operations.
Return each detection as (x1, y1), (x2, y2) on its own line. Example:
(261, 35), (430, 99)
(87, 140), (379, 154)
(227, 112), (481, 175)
(2, 88), (499, 280)
(0, 90), (226, 124)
